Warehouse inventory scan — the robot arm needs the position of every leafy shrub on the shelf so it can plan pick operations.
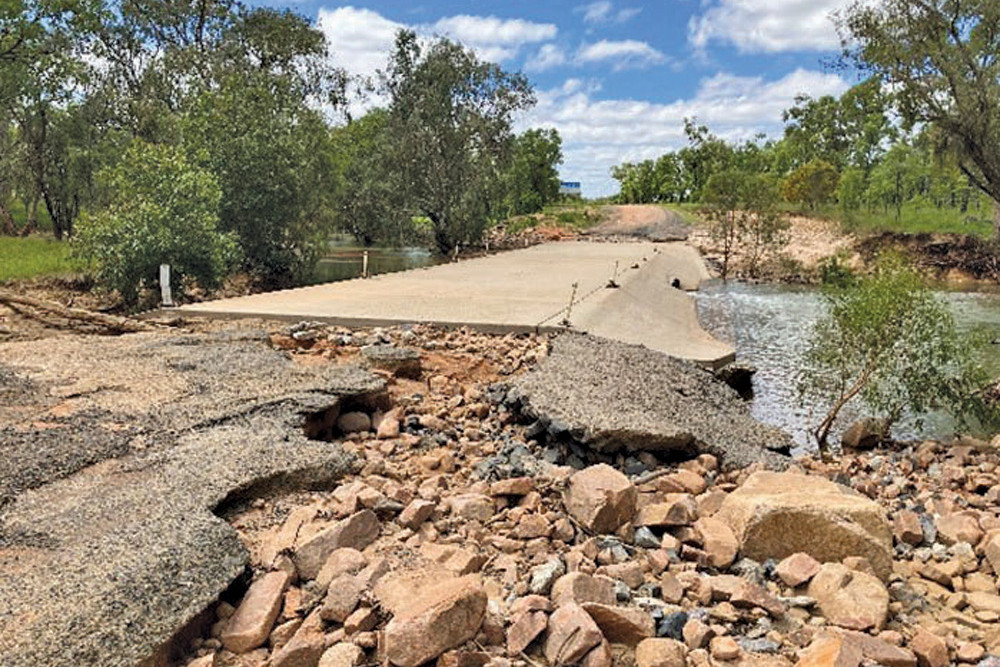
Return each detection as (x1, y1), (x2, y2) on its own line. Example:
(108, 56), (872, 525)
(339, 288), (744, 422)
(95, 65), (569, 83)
(75, 142), (238, 305)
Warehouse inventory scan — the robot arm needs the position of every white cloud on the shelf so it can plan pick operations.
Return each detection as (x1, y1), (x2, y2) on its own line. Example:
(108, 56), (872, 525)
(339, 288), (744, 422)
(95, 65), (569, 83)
(525, 44), (568, 72)
(318, 7), (557, 78)
(689, 0), (850, 53)
(318, 6), (404, 80)
(576, 39), (666, 70)
(522, 69), (850, 197)
(577, 2), (642, 25)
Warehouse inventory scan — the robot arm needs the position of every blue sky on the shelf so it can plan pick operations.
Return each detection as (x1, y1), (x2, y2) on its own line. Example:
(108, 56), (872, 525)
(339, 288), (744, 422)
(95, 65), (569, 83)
(250, 1), (860, 196)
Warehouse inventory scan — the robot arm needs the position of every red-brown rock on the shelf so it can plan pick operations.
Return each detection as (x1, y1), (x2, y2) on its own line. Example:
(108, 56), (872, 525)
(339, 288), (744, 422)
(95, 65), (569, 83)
(220, 571), (290, 654)
(564, 464), (637, 534)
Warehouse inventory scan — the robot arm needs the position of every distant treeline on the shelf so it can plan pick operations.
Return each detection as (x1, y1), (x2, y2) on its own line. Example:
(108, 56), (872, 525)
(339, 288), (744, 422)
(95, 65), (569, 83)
(611, 79), (991, 224)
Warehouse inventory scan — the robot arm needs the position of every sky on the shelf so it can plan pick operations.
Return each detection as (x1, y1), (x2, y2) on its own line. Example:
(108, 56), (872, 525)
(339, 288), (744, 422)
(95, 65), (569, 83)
(248, 0), (862, 197)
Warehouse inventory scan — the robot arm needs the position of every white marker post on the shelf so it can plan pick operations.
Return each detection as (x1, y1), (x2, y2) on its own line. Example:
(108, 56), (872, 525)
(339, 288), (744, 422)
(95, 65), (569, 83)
(362, 250), (369, 279)
(159, 264), (174, 307)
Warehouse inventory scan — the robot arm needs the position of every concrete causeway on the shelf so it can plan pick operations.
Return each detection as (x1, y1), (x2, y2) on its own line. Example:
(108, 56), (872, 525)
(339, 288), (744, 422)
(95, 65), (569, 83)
(180, 241), (735, 367)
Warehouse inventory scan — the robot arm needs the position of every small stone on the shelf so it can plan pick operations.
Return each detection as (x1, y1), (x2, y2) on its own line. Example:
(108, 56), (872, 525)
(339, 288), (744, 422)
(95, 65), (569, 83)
(343, 607), (378, 635)
(271, 609), (327, 667)
(910, 629), (949, 667)
(936, 512), (983, 546)
(507, 611), (548, 654)
(321, 575), (366, 623)
(564, 464), (638, 534)
(710, 636), (742, 662)
(658, 612), (688, 640)
(383, 575), (488, 667)
(450, 494), (494, 522)
(682, 619), (713, 650)
(399, 500), (436, 530)
(796, 634), (862, 667)
(550, 573), (616, 607)
(776, 553), (822, 588)
(582, 603), (654, 646)
(957, 644), (986, 664)
(220, 571), (291, 654)
(316, 548), (369, 592)
(894, 511), (924, 547)
(318, 642), (365, 667)
(491, 478), (534, 496)
(544, 603), (604, 666)
(636, 495), (697, 527)
(636, 638), (687, 667)
(294, 510), (380, 581)
(694, 517), (738, 568)
(338, 412), (372, 434)
(808, 563), (888, 631)
(529, 559), (566, 595)
(581, 640), (613, 667)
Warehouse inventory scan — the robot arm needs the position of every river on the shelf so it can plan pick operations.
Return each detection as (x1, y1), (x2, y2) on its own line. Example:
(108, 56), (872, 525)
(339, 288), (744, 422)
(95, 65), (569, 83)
(307, 237), (442, 285)
(694, 282), (1000, 451)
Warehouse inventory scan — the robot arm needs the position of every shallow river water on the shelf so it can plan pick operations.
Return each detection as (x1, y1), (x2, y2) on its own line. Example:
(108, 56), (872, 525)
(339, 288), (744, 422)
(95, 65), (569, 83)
(694, 282), (1000, 450)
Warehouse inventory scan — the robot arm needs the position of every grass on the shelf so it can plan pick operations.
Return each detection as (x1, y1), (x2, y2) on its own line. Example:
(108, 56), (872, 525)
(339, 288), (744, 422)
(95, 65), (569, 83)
(504, 201), (603, 234)
(6, 198), (54, 233)
(0, 236), (83, 283)
(835, 205), (994, 238)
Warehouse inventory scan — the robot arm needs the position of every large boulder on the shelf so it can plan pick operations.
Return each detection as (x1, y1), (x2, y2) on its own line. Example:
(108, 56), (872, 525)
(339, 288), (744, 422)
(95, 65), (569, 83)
(715, 472), (892, 580)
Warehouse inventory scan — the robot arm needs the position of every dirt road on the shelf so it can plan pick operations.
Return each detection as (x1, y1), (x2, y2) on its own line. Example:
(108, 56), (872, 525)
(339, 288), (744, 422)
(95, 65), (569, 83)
(586, 204), (691, 241)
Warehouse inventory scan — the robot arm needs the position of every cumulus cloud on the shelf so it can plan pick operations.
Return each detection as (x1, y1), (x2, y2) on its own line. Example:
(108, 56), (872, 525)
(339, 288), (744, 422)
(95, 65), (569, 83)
(689, 0), (850, 53)
(522, 68), (850, 196)
(576, 39), (666, 70)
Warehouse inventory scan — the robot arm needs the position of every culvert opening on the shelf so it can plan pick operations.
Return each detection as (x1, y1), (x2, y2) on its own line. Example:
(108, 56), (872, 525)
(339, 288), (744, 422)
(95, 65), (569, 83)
(302, 390), (392, 442)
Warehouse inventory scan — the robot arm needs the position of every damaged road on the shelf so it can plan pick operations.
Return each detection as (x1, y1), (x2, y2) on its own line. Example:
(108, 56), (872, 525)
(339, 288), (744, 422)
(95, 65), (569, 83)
(0, 329), (384, 667)
(502, 334), (791, 471)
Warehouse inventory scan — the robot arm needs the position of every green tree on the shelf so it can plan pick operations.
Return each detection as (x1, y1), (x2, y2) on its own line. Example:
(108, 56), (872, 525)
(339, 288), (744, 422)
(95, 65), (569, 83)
(803, 254), (988, 451)
(839, 1), (1000, 236)
(330, 109), (408, 246)
(781, 159), (840, 209)
(75, 141), (237, 305)
(504, 128), (563, 216)
(182, 70), (336, 285)
(704, 169), (787, 279)
(383, 30), (535, 253)
(837, 166), (868, 212)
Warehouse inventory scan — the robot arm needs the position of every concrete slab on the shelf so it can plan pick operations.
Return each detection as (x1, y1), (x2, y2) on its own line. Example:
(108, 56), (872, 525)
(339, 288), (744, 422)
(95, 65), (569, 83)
(180, 242), (734, 367)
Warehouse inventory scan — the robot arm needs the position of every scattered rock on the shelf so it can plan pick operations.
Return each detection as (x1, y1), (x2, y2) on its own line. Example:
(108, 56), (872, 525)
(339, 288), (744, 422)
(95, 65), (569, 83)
(220, 571), (291, 654)
(807, 564), (889, 632)
(775, 553), (821, 588)
(318, 642), (365, 667)
(544, 603), (604, 666)
(294, 510), (381, 581)
(909, 629), (949, 667)
(383, 575), (488, 667)
(564, 464), (638, 534)
(636, 638), (688, 667)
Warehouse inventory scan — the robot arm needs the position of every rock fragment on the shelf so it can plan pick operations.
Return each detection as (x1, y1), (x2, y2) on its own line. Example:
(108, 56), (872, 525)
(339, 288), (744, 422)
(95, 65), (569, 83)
(220, 571), (291, 654)
(294, 510), (380, 581)
(564, 464), (637, 534)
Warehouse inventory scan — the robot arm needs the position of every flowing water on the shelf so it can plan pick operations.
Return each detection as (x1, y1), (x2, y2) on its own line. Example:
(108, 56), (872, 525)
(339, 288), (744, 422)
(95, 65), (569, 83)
(694, 282), (1000, 451)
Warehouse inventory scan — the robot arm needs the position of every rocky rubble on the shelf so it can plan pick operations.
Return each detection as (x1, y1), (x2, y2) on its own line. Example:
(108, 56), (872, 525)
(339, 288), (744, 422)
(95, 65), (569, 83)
(167, 323), (1000, 667)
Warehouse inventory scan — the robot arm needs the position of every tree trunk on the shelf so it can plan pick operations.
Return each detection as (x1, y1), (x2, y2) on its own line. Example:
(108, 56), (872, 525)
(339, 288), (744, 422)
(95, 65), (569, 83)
(0, 290), (160, 334)
(0, 202), (16, 236)
(993, 199), (1000, 240)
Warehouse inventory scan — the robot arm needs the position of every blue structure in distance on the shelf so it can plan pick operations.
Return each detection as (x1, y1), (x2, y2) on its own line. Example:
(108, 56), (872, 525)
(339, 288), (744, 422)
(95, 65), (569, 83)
(559, 181), (582, 197)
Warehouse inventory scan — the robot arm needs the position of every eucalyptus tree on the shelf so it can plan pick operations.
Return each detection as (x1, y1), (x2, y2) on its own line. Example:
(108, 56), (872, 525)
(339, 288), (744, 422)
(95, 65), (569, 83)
(382, 30), (536, 253)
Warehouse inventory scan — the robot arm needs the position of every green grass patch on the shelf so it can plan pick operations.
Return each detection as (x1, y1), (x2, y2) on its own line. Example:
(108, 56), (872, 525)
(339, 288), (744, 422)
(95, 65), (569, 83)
(505, 204), (602, 234)
(0, 236), (83, 283)
(660, 203), (706, 226)
(6, 198), (53, 233)
(837, 204), (993, 238)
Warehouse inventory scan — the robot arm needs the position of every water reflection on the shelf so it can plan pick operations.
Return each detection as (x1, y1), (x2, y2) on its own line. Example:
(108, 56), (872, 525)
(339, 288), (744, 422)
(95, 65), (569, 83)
(307, 237), (442, 285)
(694, 282), (1000, 451)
